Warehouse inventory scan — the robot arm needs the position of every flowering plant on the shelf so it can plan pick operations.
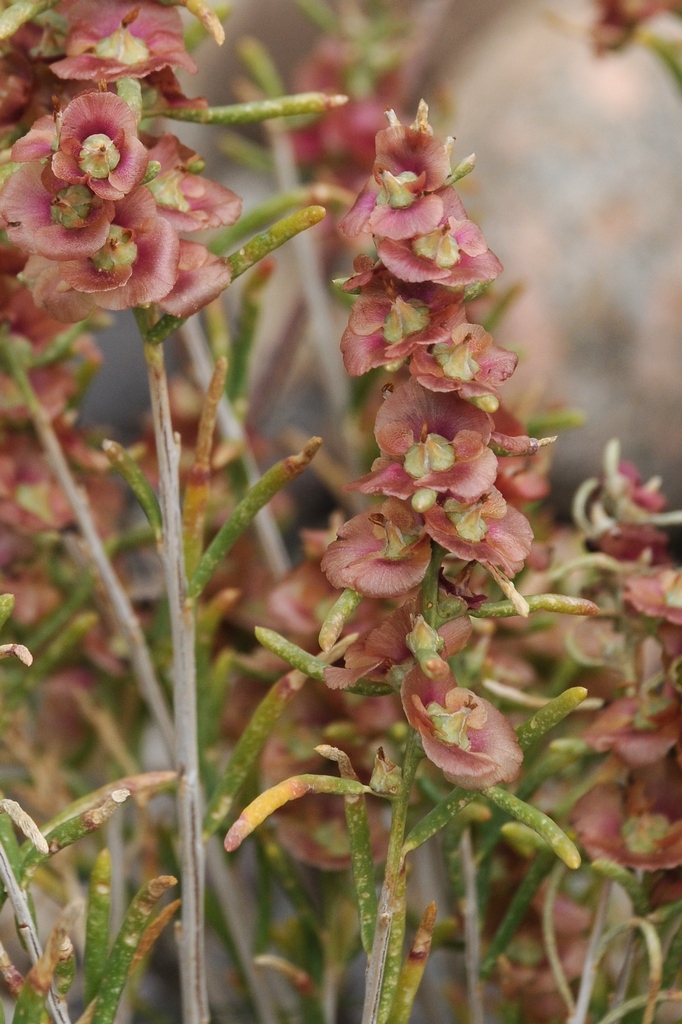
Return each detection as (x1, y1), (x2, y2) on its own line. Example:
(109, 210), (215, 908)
(0, 3), (680, 1024)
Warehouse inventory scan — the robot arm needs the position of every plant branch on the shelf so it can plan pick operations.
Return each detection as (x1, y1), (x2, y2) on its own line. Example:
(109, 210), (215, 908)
(143, 341), (207, 1024)
(180, 317), (291, 578)
(361, 731), (422, 1024)
(0, 836), (71, 1024)
(460, 828), (484, 1024)
(568, 881), (612, 1024)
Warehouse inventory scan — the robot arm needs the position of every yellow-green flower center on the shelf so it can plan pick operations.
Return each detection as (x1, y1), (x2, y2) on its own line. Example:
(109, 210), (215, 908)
(95, 26), (150, 65)
(412, 226), (460, 268)
(664, 571), (682, 609)
(147, 169), (190, 212)
(433, 336), (481, 381)
(622, 813), (671, 854)
(383, 297), (430, 344)
(377, 170), (418, 209)
(424, 691), (487, 750)
(50, 184), (94, 228)
(78, 133), (121, 179)
(404, 433), (455, 479)
(444, 498), (488, 543)
(91, 225), (137, 272)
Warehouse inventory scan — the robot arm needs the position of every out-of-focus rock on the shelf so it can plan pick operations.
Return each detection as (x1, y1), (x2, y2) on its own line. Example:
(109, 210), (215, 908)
(449, 0), (682, 508)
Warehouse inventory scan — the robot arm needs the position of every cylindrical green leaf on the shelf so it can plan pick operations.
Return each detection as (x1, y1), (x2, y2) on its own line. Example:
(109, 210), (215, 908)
(0, 595), (15, 632)
(480, 850), (554, 978)
(0, 0), (59, 40)
(203, 669), (307, 839)
(102, 441), (162, 538)
(156, 91), (347, 124)
(515, 687), (589, 752)
(225, 775), (371, 851)
(90, 876), (177, 1024)
(188, 438), (322, 599)
(319, 589), (362, 652)
(84, 849), (112, 1005)
(386, 902), (437, 1024)
(591, 859), (648, 917)
(470, 594), (599, 619)
(482, 787), (581, 869)
(402, 788), (477, 855)
(20, 790), (129, 884)
(254, 627), (327, 680)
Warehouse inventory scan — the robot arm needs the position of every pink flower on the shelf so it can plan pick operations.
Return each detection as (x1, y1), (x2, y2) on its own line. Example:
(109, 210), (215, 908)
(625, 569), (682, 625)
(340, 126), (453, 240)
(158, 241), (231, 318)
(0, 163), (114, 260)
(58, 186), (179, 311)
(323, 598), (472, 690)
(571, 758), (682, 870)
(423, 487), (533, 576)
(20, 255), (96, 323)
(24, 187), (179, 319)
(144, 133), (241, 232)
(409, 321), (518, 404)
(51, 0), (197, 82)
(349, 379), (497, 504)
(341, 276), (466, 376)
(377, 187), (503, 289)
(321, 497), (431, 599)
(583, 689), (682, 767)
(50, 91), (148, 201)
(402, 670), (523, 788)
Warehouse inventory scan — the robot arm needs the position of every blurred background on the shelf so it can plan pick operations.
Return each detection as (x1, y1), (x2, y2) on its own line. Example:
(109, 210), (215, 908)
(83, 0), (682, 520)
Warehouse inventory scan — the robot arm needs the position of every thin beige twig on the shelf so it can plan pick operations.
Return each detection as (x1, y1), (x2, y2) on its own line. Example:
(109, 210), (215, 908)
(11, 361), (175, 758)
(569, 881), (613, 1024)
(145, 342), (207, 1024)
(542, 863), (576, 1015)
(460, 828), (484, 1024)
(0, 837), (71, 1024)
(181, 317), (291, 578)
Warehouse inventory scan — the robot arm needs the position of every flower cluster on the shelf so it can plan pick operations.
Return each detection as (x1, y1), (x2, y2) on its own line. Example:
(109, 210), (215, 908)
(0, 1), (240, 322)
(318, 103), (543, 790)
(323, 103), (534, 603)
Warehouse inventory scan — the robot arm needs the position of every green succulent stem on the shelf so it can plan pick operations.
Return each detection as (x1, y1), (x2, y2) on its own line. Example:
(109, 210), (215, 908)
(155, 92), (348, 124)
(188, 437), (321, 599)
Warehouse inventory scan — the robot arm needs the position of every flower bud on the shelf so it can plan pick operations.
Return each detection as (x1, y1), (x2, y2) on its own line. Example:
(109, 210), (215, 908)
(412, 488), (437, 513)
(449, 153), (476, 183)
(370, 747), (402, 795)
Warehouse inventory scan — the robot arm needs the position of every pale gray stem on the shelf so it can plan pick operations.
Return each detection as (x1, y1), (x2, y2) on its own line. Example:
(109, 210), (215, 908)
(542, 863), (575, 1015)
(360, 879), (394, 1024)
(0, 839), (71, 1024)
(181, 317), (291, 579)
(24, 396), (175, 759)
(205, 838), (283, 1024)
(612, 932), (635, 1008)
(106, 811), (126, 937)
(460, 828), (484, 1024)
(145, 346), (208, 1024)
(569, 880), (613, 1024)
